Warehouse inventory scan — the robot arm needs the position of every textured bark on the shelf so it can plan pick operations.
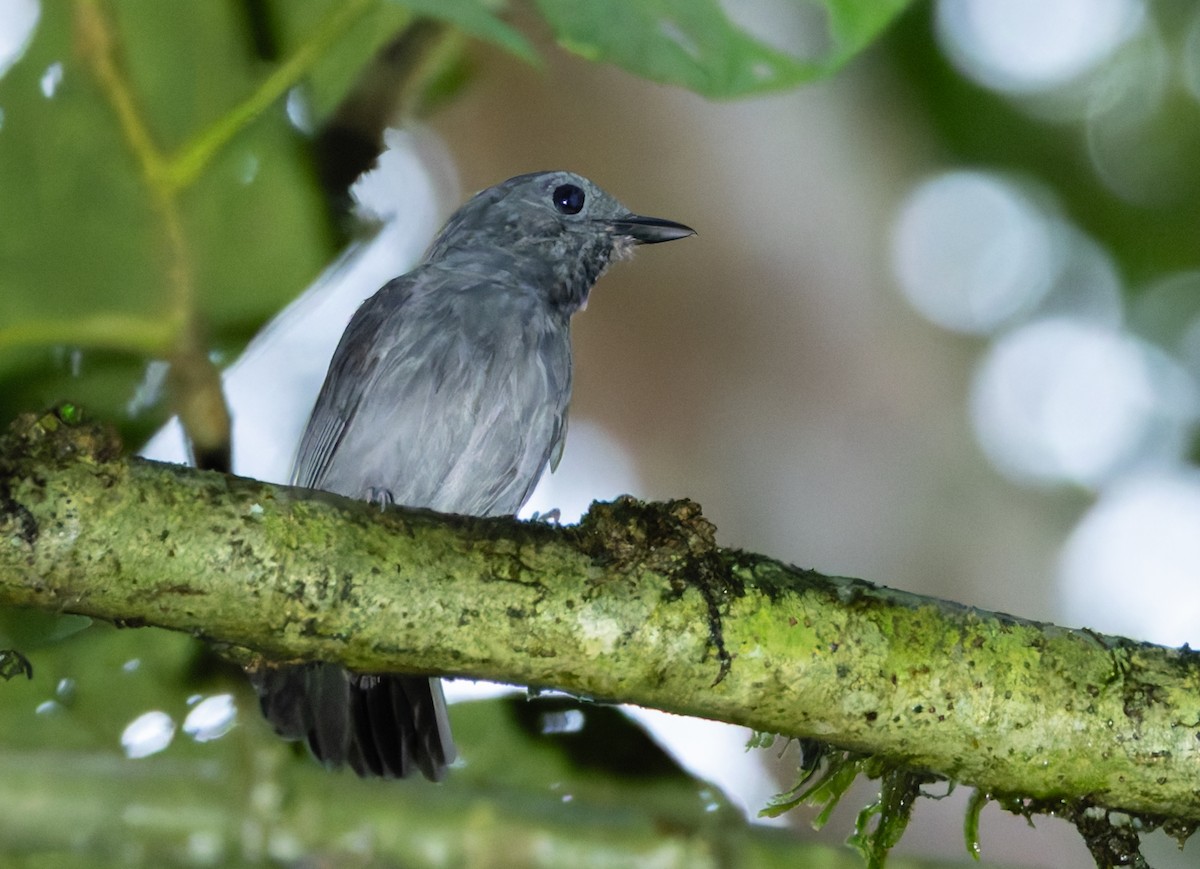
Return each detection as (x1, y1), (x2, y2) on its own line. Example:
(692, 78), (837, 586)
(2, 409), (1199, 822)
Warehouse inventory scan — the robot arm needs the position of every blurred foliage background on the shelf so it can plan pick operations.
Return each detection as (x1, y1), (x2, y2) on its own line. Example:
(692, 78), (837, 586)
(2, 0), (1200, 866)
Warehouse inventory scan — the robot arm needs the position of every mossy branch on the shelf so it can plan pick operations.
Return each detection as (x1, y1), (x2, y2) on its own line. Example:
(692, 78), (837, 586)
(2, 410), (1199, 827)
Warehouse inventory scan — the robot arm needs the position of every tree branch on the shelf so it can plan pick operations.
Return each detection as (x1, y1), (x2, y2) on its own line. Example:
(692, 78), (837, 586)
(2, 409), (1199, 823)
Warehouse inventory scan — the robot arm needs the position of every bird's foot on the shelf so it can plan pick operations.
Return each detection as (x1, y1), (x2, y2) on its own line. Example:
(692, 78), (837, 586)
(365, 487), (395, 511)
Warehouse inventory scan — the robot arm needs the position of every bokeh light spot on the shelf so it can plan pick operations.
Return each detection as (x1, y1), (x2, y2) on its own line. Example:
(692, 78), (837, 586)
(1084, 32), (1200, 205)
(936, 0), (1144, 94)
(892, 171), (1058, 334)
(1131, 271), (1200, 363)
(1184, 7), (1200, 105)
(183, 694), (237, 743)
(121, 710), (176, 759)
(1034, 224), (1123, 328)
(1060, 473), (1200, 645)
(970, 319), (1195, 486)
(38, 59), (60, 98)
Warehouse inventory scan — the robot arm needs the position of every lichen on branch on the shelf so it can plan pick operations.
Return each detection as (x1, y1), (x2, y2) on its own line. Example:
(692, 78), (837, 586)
(2, 408), (1200, 830)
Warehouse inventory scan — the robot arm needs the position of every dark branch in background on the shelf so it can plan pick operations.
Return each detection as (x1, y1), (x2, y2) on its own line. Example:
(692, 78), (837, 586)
(236, 0), (281, 63)
(1, 409), (1199, 865)
(309, 17), (456, 234)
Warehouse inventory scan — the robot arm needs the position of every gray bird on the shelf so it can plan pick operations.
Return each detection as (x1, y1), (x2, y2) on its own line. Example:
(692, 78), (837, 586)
(254, 170), (694, 779)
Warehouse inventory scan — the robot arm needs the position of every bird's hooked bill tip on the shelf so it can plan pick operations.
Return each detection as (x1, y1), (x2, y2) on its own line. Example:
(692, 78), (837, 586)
(608, 214), (696, 244)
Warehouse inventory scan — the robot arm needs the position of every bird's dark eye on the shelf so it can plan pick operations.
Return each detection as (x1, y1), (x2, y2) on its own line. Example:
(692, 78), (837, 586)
(552, 183), (585, 215)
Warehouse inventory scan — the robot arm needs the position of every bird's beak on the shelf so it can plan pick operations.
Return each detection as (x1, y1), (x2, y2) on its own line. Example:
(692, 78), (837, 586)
(609, 214), (696, 244)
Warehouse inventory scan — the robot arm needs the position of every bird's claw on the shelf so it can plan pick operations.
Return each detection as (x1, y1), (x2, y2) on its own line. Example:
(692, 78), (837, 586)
(365, 487), (395, 511)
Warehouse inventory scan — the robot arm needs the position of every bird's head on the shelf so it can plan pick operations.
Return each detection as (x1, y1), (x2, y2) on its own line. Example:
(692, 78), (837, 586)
(425, 171), (694, 313)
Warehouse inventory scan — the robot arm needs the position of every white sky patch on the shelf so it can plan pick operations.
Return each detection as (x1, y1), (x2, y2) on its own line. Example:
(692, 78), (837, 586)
(0, 0), (39, 80)
(521, 419), (641, 524)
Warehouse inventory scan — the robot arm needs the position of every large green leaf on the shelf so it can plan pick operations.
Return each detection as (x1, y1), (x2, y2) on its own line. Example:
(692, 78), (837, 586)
(396, 0), (538, 65)
(533, 0), (913, 98)
(0, 2), (423, 440)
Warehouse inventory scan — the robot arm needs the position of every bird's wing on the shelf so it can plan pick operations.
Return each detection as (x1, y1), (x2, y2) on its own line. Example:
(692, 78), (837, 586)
(548, 407), (568, 473)
(294, 271), (571, 516)
(291, 276), (413, 490)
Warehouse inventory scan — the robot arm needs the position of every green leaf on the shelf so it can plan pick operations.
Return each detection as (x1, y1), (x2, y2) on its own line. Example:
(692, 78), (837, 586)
(532, 0), (913, 98)
(274, 0), (419, 121)
(745, 730), (777, 750)
(393, 0), (539, 65)
(848, 767), (930, 869)
(759, 750), (864, 823)
(964, 789), (987, 861)
(0, 2), (408, 438)
(825, 0), (912, 65)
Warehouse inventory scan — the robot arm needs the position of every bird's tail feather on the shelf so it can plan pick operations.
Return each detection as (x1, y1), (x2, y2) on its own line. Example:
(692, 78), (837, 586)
(253, 662), (455, 781)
